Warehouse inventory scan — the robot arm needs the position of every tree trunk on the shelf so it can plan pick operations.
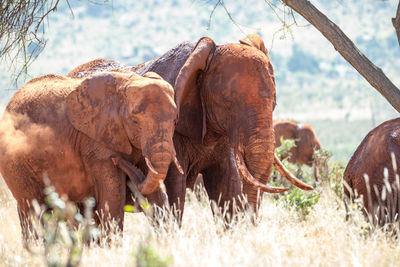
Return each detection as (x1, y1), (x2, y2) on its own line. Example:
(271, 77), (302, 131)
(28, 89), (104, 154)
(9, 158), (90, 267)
(392, 1), (400, 47)
(282, 0), (400, 113)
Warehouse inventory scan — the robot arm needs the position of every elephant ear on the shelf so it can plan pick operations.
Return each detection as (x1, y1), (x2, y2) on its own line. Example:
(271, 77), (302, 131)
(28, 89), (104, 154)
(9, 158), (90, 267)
(239, 34), (268, 55)
(66, 73), (132, 155)
(174, 37), (216, 142)
(239, 34), (275, 85)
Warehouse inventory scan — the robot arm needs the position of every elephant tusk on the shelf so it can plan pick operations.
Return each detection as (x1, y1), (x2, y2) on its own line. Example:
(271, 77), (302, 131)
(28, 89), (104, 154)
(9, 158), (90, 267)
(145, 156), (159, 175)
(110, 155), (146, 199)
(273, 154), (313, 191)
(174, 156), (184, 175)
(235, 152), (289, 193)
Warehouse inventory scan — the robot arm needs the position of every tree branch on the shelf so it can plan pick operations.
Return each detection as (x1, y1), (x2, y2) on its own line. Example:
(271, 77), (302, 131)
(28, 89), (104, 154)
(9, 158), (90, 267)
(282, 0), (400, 112)
(392, 0), (400, 46)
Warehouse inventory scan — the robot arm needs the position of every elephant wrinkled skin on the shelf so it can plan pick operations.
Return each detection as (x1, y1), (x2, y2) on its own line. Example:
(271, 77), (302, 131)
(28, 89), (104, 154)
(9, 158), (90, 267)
(274, 120), (322, 166)
(69, 35), (313, 222)
(344, 118), (400, 224)
(133, 34), (312, 218)
(0, 71), (179, 240)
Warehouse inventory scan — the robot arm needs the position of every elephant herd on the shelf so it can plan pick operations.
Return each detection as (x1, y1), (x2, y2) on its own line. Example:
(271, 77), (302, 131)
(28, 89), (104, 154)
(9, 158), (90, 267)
(0, 34), (396, 241)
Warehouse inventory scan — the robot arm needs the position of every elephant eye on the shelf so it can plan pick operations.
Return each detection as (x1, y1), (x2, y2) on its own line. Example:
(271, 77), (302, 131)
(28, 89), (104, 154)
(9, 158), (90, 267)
(131, 117), (139, 125)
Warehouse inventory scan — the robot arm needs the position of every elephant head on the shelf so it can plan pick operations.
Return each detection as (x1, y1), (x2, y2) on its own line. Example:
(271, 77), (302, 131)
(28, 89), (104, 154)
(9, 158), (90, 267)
(173, 34), (312, 205)
(274, 120), (322, 166)
(65, 71), (181, 195)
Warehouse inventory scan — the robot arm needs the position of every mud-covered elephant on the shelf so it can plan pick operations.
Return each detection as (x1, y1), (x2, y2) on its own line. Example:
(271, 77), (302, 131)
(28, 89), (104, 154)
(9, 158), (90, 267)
(0, 71), (181, 240)
(132, 34), (312, 217)
(68, 35), (313, 221)
(274, 120), (321, 166)
(67, 60), (179, 212)
(344, 118), (400, 225)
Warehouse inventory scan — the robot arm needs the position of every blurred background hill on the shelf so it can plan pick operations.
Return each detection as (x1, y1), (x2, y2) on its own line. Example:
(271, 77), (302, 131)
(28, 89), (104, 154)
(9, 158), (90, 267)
(0, 0), (399, 161)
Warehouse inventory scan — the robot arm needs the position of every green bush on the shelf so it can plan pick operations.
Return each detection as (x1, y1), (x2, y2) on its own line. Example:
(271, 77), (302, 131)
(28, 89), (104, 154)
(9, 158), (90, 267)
(284, 188), (320, 217)
(328, 162), (345, 199)
(273, 142), (349, 218)
(134, 236), (172, 267)
(313, 148), (332, 183)
(275, 136), (296, 161)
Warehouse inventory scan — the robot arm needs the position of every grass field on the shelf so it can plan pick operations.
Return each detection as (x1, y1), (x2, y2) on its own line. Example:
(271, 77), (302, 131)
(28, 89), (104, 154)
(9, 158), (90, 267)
(1, 165), (400, 267)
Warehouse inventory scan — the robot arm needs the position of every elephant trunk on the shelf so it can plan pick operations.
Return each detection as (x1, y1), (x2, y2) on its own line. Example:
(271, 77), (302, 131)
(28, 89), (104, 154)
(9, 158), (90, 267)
(139, 142), (182, 195)
(242, 124), (277, 207)
(241, 115), (313, 208)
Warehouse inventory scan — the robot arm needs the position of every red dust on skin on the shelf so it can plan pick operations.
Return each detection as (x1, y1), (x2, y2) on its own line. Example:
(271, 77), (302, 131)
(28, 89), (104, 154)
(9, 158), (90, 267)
(131, 34), (313, 219)
(344, 117), (400, 224)
(67, 59), (181, 210)
(0, 70), (179, 240)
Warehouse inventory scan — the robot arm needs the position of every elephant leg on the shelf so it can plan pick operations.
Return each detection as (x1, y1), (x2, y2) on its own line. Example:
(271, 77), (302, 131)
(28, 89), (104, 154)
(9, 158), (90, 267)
(164, 164), (186, 224)
(83, 159), (126, 237)
(145, 187), (169, 228)
(202, 150), (243, 224)
(15, 186), (45, 242)
(1, 160), (44, 241)
(17, 199), (41, 242)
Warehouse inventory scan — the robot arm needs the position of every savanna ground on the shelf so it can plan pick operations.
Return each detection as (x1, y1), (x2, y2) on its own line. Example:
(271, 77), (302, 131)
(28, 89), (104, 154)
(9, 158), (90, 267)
(1, 150), (400, 267)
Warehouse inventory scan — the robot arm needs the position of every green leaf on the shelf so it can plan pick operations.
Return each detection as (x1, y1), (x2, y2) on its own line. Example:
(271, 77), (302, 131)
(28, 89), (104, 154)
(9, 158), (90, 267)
(124, 205), (136, 213)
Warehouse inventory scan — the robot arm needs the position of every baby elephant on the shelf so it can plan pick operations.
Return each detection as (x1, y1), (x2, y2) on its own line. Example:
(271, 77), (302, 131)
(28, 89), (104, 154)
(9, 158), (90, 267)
(274, 120), (322, 166)
(344, 118), (400, 225)
(0, 71), (181, 240)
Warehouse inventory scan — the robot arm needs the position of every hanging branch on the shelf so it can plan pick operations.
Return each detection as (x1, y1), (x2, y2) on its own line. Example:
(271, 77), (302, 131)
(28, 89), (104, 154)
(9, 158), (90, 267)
(0, 0), (65, 79)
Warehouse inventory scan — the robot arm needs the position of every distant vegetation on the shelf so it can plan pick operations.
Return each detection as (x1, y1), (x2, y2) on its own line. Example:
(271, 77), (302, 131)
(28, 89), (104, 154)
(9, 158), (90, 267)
(0, 0), (399, 160)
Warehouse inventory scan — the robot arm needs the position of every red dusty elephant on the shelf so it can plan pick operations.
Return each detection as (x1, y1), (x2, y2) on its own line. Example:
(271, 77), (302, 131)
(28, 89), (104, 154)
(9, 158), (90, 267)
(344, 118), (400, 225)
(274, 120), (322, 166)
(68, 35), (313, 221)
(67, 59), (177, 211)
(0, 71), (181, 240)
(131, 34), (313, 218)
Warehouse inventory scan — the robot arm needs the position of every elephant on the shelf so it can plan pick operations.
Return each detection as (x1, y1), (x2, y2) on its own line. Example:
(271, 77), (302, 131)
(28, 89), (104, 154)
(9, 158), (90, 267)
(68, 34), (313, 222)
(273, 120), (322, 166)
(343, 118), (400, 225)
(0, 70), (182, 240)
(67, 59), (177, 212)
(132, 34), (313, 218)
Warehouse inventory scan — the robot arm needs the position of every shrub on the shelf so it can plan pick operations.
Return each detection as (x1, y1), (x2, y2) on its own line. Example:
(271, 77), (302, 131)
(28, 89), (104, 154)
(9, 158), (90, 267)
(274, 136), (296, 162)
(284, 188), (320, 217)
(134, 235), (172, 267)
(313, 148), (332, 183)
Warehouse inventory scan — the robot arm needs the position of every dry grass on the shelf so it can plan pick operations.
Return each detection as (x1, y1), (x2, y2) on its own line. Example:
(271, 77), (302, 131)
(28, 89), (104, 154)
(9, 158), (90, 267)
(1, 177), (400, 267)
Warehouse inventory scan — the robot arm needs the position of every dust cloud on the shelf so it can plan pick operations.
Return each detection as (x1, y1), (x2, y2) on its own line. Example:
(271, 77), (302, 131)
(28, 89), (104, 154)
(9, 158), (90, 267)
(0, 111), (55, 159)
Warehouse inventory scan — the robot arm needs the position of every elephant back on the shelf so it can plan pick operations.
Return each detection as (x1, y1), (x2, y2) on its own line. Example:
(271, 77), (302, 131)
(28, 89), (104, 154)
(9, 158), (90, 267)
(5, 74), (78, 125)
(345, 118), (400, 179)
(133, 41), (196, 87)
(344, 117), (400, 218)
(67, 59), (130, 78)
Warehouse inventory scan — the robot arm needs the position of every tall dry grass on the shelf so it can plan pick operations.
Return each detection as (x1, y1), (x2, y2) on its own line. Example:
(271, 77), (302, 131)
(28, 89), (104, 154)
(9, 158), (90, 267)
(1, 173), (400, 267)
